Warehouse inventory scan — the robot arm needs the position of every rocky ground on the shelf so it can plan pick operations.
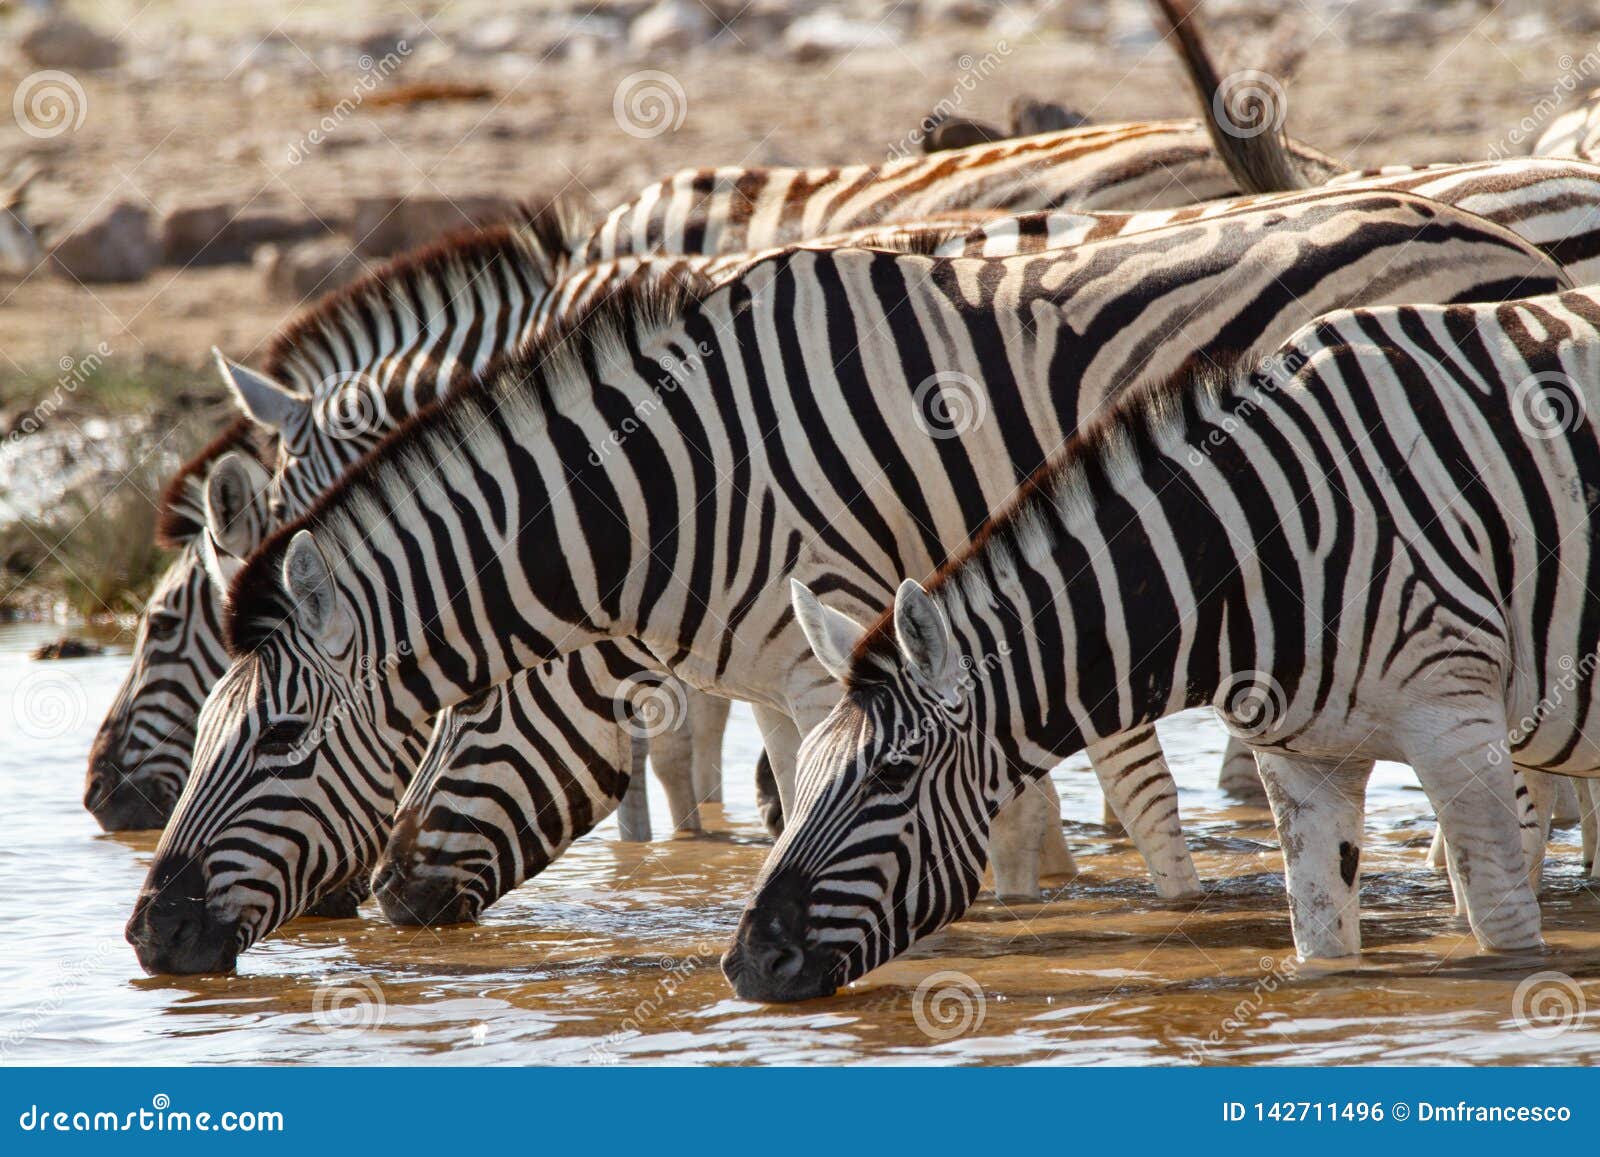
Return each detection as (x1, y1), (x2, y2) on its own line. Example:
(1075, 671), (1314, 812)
(1, 0), (1598, 615)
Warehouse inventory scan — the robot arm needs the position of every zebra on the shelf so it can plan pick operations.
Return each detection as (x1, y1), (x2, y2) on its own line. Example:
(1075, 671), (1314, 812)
(378, 170), (1600, 918)
(1533, 88), (1600, 163)
(122, 189), (1568, 974)
(728, 283), (1600, 1000)
(85, 419), (267, 832)
(947, 157), (1600, 287)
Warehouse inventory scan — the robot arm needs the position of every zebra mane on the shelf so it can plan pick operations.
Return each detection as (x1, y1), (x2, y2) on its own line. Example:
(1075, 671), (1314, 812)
(155, 416), (269, 549)
(260, 197), (592, 396)
(845, 352), (1252, 684)
(224, 265), (716, 656)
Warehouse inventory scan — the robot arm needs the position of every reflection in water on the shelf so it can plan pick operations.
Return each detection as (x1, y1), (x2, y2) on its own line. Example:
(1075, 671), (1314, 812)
(2, 622), (1598, 1065)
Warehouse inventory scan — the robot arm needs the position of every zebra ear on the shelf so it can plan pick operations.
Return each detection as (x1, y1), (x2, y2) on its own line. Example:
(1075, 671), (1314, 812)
(282, 530), (353, 651)
(213, 348), (308, 436)
(204, 451), (272, 561)
(791, 579), (865, 684)
(197, 528), (244, 595)
(893, 579), (954, 689)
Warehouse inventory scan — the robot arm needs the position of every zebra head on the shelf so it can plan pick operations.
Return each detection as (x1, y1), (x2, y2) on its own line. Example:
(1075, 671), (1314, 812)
(724, 579), (1005, 1002)
(214, 350), (395, 518)
(125, 530), (413, 974)
(85, 452), (272, 831)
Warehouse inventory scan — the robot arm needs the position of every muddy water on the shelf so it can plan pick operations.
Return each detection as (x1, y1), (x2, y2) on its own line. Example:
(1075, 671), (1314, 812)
(4, 621), (1599, 1066)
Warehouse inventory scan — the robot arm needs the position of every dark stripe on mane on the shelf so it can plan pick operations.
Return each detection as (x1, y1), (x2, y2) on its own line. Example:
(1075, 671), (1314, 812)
(224, 264), (717, 656)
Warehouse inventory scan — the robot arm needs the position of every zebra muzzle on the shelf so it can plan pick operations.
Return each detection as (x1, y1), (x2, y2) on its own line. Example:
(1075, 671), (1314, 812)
(125, 860), (240, 976)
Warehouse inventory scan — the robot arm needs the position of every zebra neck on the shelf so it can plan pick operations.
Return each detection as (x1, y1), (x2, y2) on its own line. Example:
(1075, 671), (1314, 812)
(938, 382), (1281, 780)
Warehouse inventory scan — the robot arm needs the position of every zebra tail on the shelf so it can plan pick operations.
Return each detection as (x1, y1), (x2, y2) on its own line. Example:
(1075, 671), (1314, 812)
(1148, 0), (1309, 193)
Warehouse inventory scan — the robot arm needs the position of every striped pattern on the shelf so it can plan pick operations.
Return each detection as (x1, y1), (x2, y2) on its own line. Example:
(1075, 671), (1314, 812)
(731, 286), (1600, 999)
(949, 158), (1600, 284)
(580, 119), (1345, 260)
(1533, 88), (1600, 163)
(124, 190), (1565, 974)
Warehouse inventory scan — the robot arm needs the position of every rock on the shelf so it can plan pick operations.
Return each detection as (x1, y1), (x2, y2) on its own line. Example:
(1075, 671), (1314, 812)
(30, 636), (104, 660)
(159, 202), (332, 267)
(455, 14), (528, 56)
(256, 238), (366, 302)
(535, 12), (628, 61)
(921, 115), (1007, 153)
(629, 0), (715, 54)
(783, 10), (897, 62)
(919, 0), (995, 28)
(1010, 98), (1091, 138)
(348, 194), (521, 258)
(20, 15), (124, 71)
(49, 201), (155, 283)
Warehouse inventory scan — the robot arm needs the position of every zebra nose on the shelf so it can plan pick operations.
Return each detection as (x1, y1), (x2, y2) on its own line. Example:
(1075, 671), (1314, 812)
(722, 870), (836, 1002)
(125, 861), (239, 975)
(370, 854), (478, 927)
(83, 744), (171, 832)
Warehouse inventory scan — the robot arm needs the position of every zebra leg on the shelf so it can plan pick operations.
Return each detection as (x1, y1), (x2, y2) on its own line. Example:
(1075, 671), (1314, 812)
(751, 704), (802, 821)
(753, 750), (784, 837)
(1581, 780), (1599, 877)
(687, 690), (730, 805)
(1520, 766), (1554, 892)
(1255, 752), (1373, 959)
(1552, 774), (1581, 826)
(1409, 723), (1543, 953)
(1218, 735), (1267, 803)
(1036, 774), (1078, 879)
(990, 776), (1077, 898)
(1087, 728), (1202, 900)
(1436, 767), (1541, 915)
(646, 708), (702, 834)
(614, 734), (652, 843)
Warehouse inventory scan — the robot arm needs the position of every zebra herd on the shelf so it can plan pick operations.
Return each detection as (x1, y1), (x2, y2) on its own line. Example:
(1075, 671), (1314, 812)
(84, 1), (1600, 1004)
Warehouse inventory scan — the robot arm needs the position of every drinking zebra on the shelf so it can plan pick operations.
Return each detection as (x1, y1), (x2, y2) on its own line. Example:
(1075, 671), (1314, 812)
(726, 284), (1600, 1000)
(380, 169), (1600, 921)
(93, 90), (1320, 840)
(125, 190), (1566, 973)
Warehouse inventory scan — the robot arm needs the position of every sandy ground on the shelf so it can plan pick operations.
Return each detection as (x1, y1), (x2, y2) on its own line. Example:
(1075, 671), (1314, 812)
(0, 2), (1596, 379)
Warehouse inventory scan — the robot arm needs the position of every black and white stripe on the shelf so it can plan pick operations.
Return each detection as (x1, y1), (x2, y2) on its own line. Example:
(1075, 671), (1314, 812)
(126, 189), (1565, 973)
(733, 285), (1600, 999)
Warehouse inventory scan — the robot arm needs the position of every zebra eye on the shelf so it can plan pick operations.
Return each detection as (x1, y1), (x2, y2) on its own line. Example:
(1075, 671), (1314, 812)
(256, 719), (308, 757)
(146, 611), (183, 641)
